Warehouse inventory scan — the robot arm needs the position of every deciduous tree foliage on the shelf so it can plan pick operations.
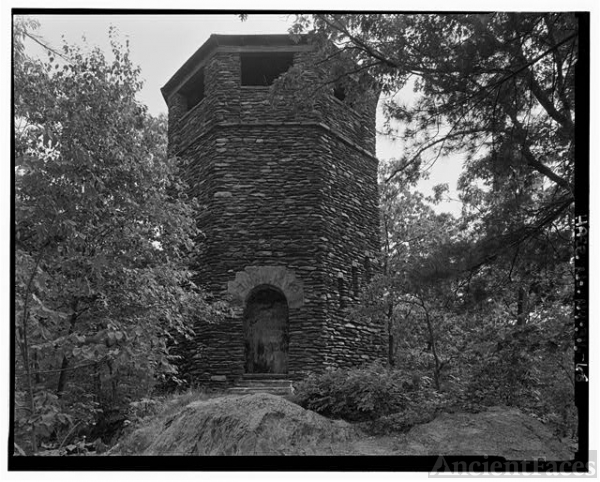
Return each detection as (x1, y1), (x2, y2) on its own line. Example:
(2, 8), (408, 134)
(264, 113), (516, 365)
(289, 13), (577, 269)
(14, 19), (218, 453)
(353, 168), (574, 433)
(290, 13), (578, 435)
(357, 171), (463, 372)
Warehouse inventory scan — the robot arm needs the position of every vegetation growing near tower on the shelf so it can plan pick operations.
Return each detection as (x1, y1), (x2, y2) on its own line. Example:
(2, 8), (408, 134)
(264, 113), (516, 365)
(13, 18), (223, 454)
(287, 13), (579, 438)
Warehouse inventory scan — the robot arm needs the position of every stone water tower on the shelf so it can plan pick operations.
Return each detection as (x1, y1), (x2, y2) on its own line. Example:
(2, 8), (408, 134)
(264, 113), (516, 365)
(161, 34), (385, 386)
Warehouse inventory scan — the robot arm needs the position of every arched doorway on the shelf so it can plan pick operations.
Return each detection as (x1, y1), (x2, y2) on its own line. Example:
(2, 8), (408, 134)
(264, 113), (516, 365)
(244, 286), (289, 374)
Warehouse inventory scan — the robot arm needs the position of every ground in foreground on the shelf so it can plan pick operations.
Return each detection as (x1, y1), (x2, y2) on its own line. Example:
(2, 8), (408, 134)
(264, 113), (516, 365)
(110, 393), (573, 458)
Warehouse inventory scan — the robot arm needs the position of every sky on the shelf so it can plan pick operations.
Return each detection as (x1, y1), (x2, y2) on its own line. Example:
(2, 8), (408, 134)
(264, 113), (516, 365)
(17, 13), (466, 215)
(26, 14), (296, 116)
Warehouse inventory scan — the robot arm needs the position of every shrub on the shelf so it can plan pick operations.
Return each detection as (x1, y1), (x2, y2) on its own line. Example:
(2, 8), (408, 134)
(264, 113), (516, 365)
(466, 322), (576, 438)
(292, 363), (409, 421)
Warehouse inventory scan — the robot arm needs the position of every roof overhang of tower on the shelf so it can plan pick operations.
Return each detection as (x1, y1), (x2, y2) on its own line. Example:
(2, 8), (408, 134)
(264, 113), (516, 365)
(161, 34), (310, 103)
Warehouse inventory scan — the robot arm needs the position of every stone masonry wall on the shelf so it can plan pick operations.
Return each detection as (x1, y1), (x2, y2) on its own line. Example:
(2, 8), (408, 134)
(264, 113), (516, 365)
(320, 138), (385, 368)
(168, 49), (376, 157)
(166, 42), (385, 384)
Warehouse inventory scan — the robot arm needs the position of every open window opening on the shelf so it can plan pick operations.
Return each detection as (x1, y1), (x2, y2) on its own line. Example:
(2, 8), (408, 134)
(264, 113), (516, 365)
(364, 257), (372, 283)
(333, 85), (346, 102)
(178, 67), (205, 111)
(241, 52), (294, 86)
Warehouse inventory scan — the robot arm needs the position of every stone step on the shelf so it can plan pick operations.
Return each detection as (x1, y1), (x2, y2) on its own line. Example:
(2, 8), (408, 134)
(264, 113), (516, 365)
(241, 373), (290, 380)
(228, 386), (293, 396)
(236, 379), (293, 387)
(228, 374), (294, 395)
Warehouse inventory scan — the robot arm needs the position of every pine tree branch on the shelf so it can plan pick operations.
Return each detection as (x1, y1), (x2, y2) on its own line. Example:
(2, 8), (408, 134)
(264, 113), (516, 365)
(385, 128), (487, 183)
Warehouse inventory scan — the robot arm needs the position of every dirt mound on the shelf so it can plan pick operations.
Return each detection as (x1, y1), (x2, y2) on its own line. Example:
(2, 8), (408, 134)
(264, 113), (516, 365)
(114, 393), (355, 455)
(112, 397), (572, 458)
(399, 406), (573, 460)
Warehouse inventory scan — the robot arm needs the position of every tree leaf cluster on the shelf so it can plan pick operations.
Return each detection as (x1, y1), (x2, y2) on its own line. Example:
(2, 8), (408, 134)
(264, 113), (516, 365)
(13, 18), (223, 454)
(286, 13), (579, 438)
(289, 13), (576, 270)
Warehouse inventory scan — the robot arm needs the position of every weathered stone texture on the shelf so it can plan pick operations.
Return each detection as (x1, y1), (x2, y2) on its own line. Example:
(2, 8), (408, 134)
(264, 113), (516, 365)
(228, 266), (305, 309)
(163, 35), (386, 384)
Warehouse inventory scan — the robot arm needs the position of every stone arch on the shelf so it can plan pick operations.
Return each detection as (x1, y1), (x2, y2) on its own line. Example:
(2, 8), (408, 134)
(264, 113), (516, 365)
(227, 266), (304, 309)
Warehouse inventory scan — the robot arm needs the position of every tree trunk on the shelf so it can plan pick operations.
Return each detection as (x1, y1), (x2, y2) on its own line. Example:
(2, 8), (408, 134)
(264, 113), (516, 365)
(387, 302), (395, 367)
(56, 356), (70, 398)
(517, 286), (527, 325)
(108, 360), (118, 403)
(17, 252), (47, 454)
(18, 316), (37, 454)
(423, 308), (442, 390)
(57, 304), (79, 398)
(33, 351), (40, 384)
(93, 362), (102, 407)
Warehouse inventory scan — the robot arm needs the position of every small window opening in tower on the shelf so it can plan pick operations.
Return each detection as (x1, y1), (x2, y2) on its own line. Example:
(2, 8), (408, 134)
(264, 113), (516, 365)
(338, 275), (346, 308)
(364, 257), (372, 283)
(352, 265), (359, 297)
(179, 67), (205, 111)
(333, 85), (346, 102)
(241, 52), (294, 86)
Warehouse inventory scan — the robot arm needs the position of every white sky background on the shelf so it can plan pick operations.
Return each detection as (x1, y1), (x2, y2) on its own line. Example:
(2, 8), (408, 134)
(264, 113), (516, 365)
(19, 13), (464, 215)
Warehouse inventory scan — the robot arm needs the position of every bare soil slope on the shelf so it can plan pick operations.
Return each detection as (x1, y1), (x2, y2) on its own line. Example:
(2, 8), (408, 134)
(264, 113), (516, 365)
(399, 406), (572, 460)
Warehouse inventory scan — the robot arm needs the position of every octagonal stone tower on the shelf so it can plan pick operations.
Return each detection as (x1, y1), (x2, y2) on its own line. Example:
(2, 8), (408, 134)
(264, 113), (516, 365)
(162, 34), (385, 385)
